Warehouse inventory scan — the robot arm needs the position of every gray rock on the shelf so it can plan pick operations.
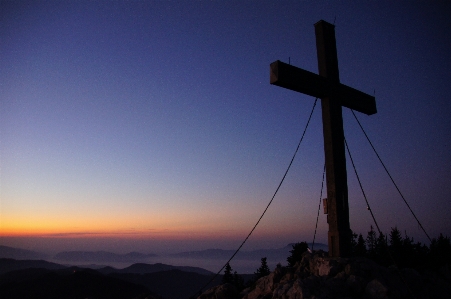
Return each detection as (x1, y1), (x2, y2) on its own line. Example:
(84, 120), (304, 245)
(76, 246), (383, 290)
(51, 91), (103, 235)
(198, 252), (449, 299)
(309, 256), (340, 277)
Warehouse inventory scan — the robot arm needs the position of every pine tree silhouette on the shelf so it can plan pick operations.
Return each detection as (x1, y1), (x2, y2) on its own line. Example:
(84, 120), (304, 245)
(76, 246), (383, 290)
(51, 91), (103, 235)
(222, 262), (233, 284)
(255, 257), (270, 280)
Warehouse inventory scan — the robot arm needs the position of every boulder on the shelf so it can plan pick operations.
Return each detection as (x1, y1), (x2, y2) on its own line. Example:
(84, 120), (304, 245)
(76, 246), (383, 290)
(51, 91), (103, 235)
(241, 264), (287, 299)
(309, 254), (342, 277)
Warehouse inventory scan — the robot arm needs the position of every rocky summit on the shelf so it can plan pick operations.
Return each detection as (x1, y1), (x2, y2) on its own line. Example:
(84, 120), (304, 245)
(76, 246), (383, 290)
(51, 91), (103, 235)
(197, 250), (451, 299)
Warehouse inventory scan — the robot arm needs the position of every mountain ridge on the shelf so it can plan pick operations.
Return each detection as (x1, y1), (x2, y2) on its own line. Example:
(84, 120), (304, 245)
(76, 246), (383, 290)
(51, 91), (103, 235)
(172, 243), (328, 260)
(0, 259), (219, 299)
(0, 258), (67, 275)
(0, 266), (154, 299)
(0, 257), (214, 276)
(54, 250), (157, 263)
(99, 262), (214, 275)
(0, 245), (47, 260)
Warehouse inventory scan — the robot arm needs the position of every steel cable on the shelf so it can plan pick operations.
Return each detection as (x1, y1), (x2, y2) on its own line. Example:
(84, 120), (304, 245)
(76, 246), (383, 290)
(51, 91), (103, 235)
(191, 98), (318, 298)
(350, 110), (431, 242)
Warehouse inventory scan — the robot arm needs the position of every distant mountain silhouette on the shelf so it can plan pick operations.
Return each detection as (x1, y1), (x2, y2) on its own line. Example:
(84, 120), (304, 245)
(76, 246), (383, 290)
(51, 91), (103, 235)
(172, 243), (328, 260)
(0, 259), (217, 299)
(110, 269), (222, 299)
(0, 267), (153, 299)
(99, 262), (213, 276)
(0, 258), (67, 275)
(54, 250), (157, 263)
(0, 245), (47, 260)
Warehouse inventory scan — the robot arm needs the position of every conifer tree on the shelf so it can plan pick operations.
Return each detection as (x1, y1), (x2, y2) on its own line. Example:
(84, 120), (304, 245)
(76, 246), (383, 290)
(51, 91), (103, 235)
(428, 233), (451, 269)
(351, 231), (358, 254)
(389, 227), (402, 250)
(375, 231), (389, 265)
(366, 225), (377, 257)
(222, 262), (233, 284)
(287, 242), (308, 267)
(355, 233), (367, 256)
(389, 226), (403, 265)
(233, 271), (244, 290)
(255, 257), (270, 280)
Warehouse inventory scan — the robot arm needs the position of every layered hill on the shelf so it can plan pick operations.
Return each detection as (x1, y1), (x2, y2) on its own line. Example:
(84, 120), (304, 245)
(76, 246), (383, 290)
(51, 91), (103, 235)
(0, 267), (155, 299)
(0, 258), (219, 299)
(172, 243), (327, 260)
(54, 250), (157, 263)
(98, 262), (213, 275)
(0, 245), (47, 260)
(0, 258), (66, 275)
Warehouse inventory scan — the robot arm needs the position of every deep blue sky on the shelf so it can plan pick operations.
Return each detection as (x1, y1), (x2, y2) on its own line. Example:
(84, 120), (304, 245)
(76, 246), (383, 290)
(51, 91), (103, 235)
(1, 1), (450, 254)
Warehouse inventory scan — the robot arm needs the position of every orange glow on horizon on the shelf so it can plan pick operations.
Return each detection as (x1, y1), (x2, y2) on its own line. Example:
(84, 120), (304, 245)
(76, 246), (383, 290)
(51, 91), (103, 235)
(0, 221), (251, 241)
(0, 223), (314, 245)
(1, 204), (315, 243)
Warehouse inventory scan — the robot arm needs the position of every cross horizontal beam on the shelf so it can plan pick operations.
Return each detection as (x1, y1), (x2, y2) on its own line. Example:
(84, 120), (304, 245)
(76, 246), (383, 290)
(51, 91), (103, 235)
(270, 60), (377, 115)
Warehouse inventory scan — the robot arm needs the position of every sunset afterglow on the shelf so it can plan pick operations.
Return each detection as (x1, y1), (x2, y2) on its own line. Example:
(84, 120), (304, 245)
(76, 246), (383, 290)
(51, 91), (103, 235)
(1, 1), (450, 257)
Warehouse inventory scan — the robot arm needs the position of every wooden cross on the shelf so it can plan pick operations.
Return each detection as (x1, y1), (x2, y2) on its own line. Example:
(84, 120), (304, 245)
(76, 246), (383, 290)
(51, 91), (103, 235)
(270, 20), (376, 257)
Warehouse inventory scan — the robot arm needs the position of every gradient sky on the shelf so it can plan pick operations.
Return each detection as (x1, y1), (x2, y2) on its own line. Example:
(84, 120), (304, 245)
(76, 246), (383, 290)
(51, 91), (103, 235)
(1, 1), (450, 254)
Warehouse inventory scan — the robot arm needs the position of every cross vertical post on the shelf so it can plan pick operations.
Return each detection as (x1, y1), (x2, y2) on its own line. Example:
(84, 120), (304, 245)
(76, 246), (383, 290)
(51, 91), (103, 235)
(269, 20), (376, 257)
(315, 20), (351, 257)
